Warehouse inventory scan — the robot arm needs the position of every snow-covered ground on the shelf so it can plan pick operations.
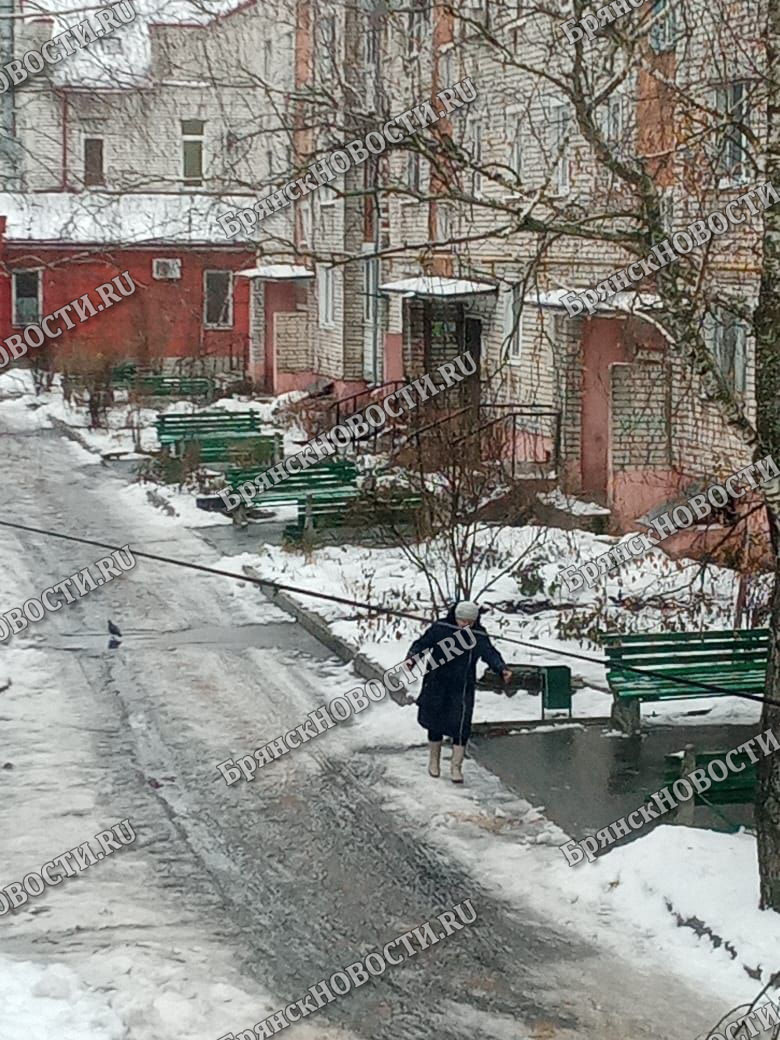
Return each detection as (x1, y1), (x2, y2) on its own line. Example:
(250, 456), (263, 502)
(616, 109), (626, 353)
(2, 371), (777, 1031)
(0, 370), (305, 460)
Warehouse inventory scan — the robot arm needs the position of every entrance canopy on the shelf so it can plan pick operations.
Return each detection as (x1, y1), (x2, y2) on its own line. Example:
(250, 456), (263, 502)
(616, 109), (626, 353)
(379, 276), (497, 299)
(236, 265), (314, 280)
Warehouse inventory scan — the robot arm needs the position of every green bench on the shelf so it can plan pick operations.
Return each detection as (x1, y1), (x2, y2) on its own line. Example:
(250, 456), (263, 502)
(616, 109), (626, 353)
(156, 412), (281, 463)
(283, 492), (422, 543)
(656, 744), (757, 829)
(604, 628), (768, 734)
(226, 459), (358, 506)
(119, 374), (215, 399)
(663, 746), (757, 805)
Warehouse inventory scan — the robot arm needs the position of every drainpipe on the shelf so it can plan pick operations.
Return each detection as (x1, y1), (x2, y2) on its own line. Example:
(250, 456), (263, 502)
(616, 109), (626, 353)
(60, 91), (68, 189)
(0, 0), (21, 187)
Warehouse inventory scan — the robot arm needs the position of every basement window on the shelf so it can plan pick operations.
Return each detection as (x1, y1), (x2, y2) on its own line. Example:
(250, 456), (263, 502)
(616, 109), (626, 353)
(12, 269), (41, 326)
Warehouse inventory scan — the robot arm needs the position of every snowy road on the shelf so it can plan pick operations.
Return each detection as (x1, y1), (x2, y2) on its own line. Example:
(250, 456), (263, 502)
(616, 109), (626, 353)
(0, 410), (728, 1040)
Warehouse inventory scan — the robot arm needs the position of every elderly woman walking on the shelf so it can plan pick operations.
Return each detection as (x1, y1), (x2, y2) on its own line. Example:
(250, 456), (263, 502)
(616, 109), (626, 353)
(405, 601), (511, 783)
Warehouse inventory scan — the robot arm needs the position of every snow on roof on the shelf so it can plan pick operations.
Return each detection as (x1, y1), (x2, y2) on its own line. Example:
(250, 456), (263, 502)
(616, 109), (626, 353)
(236, 265), (314, 280)
(22, 0), (252, 90)
(0, 191), (277, 245)
(379, 276), (497, 298)
(524, 288), (662, 313)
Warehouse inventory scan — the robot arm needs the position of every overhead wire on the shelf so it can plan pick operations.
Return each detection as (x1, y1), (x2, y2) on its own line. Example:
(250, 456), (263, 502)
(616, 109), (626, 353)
(0, 517), (779, 708)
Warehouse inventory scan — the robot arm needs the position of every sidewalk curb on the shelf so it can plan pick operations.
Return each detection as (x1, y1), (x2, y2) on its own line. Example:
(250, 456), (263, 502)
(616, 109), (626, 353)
(242, 564), (407, 704)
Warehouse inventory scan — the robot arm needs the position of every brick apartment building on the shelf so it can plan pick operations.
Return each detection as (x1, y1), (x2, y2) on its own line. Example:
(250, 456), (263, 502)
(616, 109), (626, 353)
(0, 0), (767, 536)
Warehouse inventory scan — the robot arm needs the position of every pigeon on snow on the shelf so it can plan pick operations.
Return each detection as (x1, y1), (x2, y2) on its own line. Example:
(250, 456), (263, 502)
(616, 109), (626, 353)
(108, 620), (122, 637)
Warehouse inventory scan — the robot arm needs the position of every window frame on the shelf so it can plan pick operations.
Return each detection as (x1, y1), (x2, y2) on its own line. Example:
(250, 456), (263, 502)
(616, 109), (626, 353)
(466, 114), (484, 196)
(503, 283), (523, 365)
(649, 0), (677, 52)
(546, 98), (571, 196)
(181, 119), (205, 188)
(318, 265), (336, 330)
(407, 150), (421, 193)
(83, 136), (105, 187)
(12, 268), (42, 327)
(703, 305), (748, 395)
(299, 195), (313, 246)
(716, 80), (750, 182)
(407, 0), (429, 57)
(434, 201), (452, 241)
(202, 269), (233, 329)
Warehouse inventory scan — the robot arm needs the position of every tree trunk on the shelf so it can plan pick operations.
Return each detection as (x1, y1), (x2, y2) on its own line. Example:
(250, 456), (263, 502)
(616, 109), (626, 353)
(752, 0), (780, 914)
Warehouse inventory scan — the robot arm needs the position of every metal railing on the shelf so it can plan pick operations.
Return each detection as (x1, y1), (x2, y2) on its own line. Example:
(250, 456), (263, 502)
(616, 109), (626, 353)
(328, 380), (406, 427)
(451, 404), (561, 480)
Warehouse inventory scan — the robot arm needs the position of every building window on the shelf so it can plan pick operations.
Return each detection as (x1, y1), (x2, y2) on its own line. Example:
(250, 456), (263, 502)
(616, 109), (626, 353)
(503, 284), (523, 364)
(300, 196), (312, 245)
(660, 188), (674, 233)
(716, 81), (750, 180)
(407, 0), (429, 56)
(363, 254), (379, 323)
(83, 137), (104, 187)
(438, 46), (454, 90)
(322, 14), (337, 63)
(601, 93), (627, 147)
(182, 119), (204, 187)
(95, 37), (122, 54)
(649, 0), (677, 52)
(318, 265), (336, 328)
(407, 150), (421, 193)
(509, 116), (523, 184)
(434, 201), (452, 240)
(463, 0), (488, 26)
(466, 116), (483, 195)
(203, 270), (233, 328)
(12, 270), (41, 326)
(547, 99), (571, 195)
(704, 306), (748, 394)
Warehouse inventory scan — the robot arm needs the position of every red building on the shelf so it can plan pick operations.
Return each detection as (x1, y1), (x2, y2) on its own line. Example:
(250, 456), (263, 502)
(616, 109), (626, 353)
(0, 192), (258, 372)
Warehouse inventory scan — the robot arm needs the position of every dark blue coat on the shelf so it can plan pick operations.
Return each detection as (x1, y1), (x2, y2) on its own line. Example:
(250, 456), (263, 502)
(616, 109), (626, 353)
(408, 605), (506, 743)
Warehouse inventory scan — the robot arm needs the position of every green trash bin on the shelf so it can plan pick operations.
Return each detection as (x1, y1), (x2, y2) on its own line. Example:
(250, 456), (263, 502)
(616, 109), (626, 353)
(541, 665), (572, 719)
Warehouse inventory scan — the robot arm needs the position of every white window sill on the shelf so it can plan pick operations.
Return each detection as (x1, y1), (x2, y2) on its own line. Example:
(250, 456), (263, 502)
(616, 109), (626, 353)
(203, 324), (233, 331)
(319, 322), (336, 331)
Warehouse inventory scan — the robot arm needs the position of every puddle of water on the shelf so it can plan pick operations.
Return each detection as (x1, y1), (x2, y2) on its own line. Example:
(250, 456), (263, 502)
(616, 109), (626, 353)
(473, 722), (759, 840)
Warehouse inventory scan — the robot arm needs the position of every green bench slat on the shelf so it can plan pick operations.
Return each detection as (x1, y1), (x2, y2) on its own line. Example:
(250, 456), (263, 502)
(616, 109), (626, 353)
(157, 411), (263, 437)
(604, 630), (768, 646)
(605, 627), (769, 732)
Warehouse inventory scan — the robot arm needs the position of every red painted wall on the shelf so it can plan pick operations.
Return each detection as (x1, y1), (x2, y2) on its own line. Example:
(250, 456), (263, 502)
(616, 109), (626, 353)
(0, 242), (255, 367)
(580, 317), (629, 502)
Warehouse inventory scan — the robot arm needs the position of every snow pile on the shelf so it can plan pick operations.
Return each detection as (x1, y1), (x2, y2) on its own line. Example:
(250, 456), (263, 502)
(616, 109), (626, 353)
(240, 527), (761, 727)
(0, 957), (125, 1040)
(576, 827), (779, 982)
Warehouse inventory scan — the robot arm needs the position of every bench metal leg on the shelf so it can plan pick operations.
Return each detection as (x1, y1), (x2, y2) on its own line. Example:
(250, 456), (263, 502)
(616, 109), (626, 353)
(611, 696), (641, 735)
(675, 744), (697, 826)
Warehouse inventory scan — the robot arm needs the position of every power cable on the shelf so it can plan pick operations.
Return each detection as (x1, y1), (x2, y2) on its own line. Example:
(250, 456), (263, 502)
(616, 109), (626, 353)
(1, 517), (779, 708)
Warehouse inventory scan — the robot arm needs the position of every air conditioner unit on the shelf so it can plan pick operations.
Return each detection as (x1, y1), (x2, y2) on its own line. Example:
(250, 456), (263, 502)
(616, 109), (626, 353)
(152, 258), (182, 280)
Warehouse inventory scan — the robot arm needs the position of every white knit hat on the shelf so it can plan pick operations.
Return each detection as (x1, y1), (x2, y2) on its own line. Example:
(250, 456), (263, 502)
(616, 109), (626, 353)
(454, 600), (480, 622)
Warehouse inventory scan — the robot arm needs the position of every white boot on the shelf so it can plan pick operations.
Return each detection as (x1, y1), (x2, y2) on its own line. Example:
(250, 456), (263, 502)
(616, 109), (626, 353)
(428, 741), (442, 778)
(451, 744), (465, 784)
